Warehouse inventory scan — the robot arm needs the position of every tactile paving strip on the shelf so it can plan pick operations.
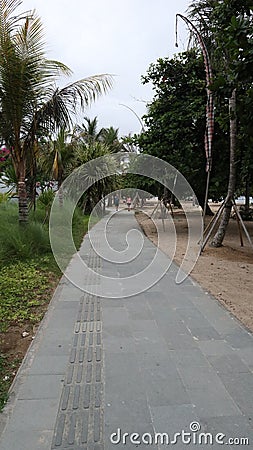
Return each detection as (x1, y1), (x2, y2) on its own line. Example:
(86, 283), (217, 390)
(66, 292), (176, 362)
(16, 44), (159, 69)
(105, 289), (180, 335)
(51, 293), (104, 450)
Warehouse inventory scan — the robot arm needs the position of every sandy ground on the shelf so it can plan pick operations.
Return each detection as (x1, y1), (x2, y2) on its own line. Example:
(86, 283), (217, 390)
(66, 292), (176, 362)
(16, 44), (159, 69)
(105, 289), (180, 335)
(136, 203), (253, 333)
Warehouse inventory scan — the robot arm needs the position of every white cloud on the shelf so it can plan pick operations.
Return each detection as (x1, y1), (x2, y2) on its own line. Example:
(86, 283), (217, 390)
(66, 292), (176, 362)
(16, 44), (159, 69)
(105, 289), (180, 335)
(20, 0), (190, 135)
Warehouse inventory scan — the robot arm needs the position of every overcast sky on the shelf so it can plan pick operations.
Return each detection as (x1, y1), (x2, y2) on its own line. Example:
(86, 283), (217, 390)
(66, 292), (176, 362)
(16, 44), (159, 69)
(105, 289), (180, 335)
(21, 0), (191, 136)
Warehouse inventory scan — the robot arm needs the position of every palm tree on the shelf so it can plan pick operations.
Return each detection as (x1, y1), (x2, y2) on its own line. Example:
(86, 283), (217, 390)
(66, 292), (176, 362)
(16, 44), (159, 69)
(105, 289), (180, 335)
(0, 0), (113, 223)
(69, 120), (123, 208)
(74, 116), (102, 145)
(69, 141), (118, 215)
(99, 126), (123, 153)
(51, 128), (75, 190)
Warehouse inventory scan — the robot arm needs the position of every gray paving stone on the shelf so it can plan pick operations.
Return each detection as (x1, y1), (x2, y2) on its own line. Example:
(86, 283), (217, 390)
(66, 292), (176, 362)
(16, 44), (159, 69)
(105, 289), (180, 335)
(218, 372), (253, 417)
(103, 332), (135, 353)
(137, 351), (179, 377)
(142, 371), (191, 407)
(208, 315), (242, 336)
(198, 339), (235, 356)
(224, 329), (253, 349)
(0, 429), (54, 450)
(143, 289), (169, 304)
(35, 334), (73, 356)
(201, 415), (253, 447)
(59, 288), (83, 302)
(191, 296), (239, 328)
(188, 326), (222, 341)
(29, 355), (69, 375)
(54, 300), (81, 310)
(176, 306), (208, 324)
(101, 298), (124, 308)
(234, 347), (253, 370)
(170, 294), (199, 309)
(150, 404), (203, 448)
(178, 365), (221, 390)
(207, 353), (251, 374)
(186, 385), (241, 419)
(150, 306), (184, 326)
(105, 394), (152, 427)
(169, 348), (210, 368)
(102, 307), (129, 326)
(130, 318), (161, 334)
(17, 374), (64, 400)
(133, 329), (168, 347)
(44, 308), (78, 330)
(166, 332), (199, 350)
(125, 301), (154, 320)
(104, 353), (152, 424)
(4, 398), (59, 431)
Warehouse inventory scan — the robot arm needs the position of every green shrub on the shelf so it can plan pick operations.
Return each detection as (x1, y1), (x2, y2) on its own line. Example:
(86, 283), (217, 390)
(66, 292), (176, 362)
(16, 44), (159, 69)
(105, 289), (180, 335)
(37, 189), (55, 222)
(0, 202), (94, 266)
(0, 192), (11, 204)
(37, 189), (55, 208)
(0, 200), (94, 411)
(0, 204), (50, 265)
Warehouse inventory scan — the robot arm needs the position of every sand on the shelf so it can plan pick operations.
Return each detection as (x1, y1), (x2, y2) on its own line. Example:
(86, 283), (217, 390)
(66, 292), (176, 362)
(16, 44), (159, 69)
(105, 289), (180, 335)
(135, 203), (253, 332)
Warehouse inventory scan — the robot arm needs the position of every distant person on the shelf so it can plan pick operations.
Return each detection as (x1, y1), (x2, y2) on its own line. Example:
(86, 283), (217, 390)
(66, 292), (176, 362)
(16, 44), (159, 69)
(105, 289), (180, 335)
(126, 196), (132, 211)
(114, 194), (119, 211)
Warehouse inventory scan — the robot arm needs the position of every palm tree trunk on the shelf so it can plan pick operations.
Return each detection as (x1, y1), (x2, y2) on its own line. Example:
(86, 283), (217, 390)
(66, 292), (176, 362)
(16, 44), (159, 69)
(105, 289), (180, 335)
(211, 88), (237, 247)
(17, 159), (28, 224)
(58, 175), (64, 207)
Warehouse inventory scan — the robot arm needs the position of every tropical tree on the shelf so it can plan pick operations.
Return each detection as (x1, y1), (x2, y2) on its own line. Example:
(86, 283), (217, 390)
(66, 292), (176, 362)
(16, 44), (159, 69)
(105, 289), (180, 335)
(74, 116), (102, 145)
(188, 0), (253, 246)
(0, 0), (113, 223)
(135, 50), (229, 213)
(99, 126), (123, 153)
(51, 128), (75, 189)
(74, 117), (123, 152)
(69, 141), (118, 215)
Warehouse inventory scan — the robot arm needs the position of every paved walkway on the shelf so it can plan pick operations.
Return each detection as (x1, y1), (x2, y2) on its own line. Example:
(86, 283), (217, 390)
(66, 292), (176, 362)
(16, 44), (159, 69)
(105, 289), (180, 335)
(1, 210), (253, 449)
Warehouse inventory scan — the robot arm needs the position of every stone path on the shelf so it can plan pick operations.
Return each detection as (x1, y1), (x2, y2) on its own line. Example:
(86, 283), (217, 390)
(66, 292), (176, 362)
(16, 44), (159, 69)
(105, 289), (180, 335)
(1, 210), (253, 449)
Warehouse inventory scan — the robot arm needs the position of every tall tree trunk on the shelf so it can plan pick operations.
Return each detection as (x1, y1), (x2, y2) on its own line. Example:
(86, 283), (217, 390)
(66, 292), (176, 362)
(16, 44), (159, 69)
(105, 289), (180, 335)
(245, 175), (250, 213)
(211, 88), (237, 247)
(196, 190), (214, 216)
(107, 193), (113, 207)
(17, 159), (28, 224)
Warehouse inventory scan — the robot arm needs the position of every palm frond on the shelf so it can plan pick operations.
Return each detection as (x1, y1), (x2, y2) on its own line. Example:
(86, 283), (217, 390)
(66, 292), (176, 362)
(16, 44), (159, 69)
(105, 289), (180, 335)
(0, 0), (24, 35)
(33, 74), (113, 135)
(0, 0), (114, 179)
(59, 74), (114, 110)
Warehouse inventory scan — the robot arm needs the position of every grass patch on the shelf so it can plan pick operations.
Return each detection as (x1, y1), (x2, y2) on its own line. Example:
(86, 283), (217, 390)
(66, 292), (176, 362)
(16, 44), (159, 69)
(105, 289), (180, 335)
(0, 257), (59, 332)
(0, 201), (93, 410)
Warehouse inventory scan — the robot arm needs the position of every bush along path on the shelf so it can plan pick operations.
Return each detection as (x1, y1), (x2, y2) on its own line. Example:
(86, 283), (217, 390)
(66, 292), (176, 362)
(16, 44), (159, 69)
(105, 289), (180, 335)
(0, 202), (91, 411)
(0, 257), (61, 410)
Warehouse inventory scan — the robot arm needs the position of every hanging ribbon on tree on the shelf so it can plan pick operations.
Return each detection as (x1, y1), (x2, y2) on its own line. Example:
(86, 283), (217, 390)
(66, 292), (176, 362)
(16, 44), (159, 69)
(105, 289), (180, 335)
(175, 14), (214, 216)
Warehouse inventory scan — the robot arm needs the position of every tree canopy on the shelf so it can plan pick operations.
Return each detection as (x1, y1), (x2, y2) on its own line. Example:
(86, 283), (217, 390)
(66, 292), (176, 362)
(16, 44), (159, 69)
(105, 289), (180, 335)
(135, 50), (230, 212)
(0, 0), (113, 222)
